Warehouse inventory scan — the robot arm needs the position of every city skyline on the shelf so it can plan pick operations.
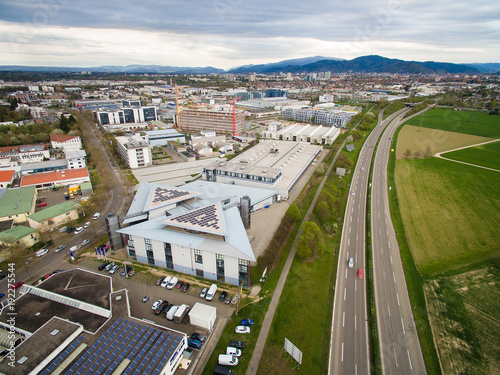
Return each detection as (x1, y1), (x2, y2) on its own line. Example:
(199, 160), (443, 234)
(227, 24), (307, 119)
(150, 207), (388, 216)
(1, 0), (499, 68)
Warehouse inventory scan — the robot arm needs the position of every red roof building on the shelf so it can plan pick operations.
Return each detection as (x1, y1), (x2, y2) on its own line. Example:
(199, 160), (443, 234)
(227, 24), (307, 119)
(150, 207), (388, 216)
(20, 168), (89, 188)
(0, 169), (15, 188)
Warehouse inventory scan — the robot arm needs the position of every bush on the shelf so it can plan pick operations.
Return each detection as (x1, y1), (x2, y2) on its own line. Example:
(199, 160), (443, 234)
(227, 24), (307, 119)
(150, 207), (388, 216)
(285, 203), (301, 223)
(296, 221), (326, 261)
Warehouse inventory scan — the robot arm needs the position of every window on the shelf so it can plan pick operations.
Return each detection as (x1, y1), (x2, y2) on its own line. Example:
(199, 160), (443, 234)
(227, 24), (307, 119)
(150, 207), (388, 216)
(238, 259), (249, 287)
(164, 242), (173, 270)
(194, 249), (203, 264)
(196, 269), (204, 277)
(145, 238), (154, 265)
(127, 235), (134, 248)
(216, 254), (225, 282)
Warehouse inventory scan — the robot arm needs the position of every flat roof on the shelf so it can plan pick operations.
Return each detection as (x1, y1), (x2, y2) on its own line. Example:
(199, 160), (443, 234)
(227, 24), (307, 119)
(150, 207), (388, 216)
(27, 201), (79, 222)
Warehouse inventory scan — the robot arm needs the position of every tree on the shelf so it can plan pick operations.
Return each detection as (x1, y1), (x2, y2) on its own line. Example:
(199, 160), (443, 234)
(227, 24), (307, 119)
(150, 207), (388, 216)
(296, 221), (326, 261)
(285, 203), (301, 223)
(59, 114), (70, 133)
(403, 149), (412, 159)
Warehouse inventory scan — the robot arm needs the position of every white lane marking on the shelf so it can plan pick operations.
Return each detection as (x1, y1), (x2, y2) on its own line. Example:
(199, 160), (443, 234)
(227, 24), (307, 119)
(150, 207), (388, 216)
(344, 288), (346, 301)
(387, 303), (391, 316)
(393, 272), (396, 283)
(343, 312), (345, 327)
(348, 238), (350, 246)
(355, 364), (357, 375)
(350, 216), (352, 222)
(387, 229), (389, 236)
(354, 315), (357, 330)
(349, 227), (351, 233)
(388, 241), (391, 249)
(345, 269), (348, 279)
(352, 207), (354, 212)
(396, 292), (400, 306)
(390, 255), (393, 264)
(358, 204), (360, 209)
(394, 347), (398, 368)
(355, 280), (357, 291)
(401, 318), (406, 334)
(342, 342), (344, 362)
(356, 233), (358, 241)
(355, 254), (357, 262)
(407, 350), (413, 370)
(357, 217), (359, 223)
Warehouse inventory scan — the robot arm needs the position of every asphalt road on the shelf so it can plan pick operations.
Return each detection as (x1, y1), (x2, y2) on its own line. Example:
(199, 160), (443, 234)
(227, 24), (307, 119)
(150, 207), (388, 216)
(371, 111), (427, 375)
(329, 108), (410, 375)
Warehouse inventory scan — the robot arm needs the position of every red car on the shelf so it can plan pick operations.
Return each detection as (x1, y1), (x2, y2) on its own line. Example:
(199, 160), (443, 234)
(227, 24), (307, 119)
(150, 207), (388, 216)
(358, 269), (363, 279)
(10, 281), (24, 290)
(37, 202), (47, 207)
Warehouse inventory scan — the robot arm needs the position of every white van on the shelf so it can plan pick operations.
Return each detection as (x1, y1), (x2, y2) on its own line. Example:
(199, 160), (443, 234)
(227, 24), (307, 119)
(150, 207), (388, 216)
(226, 347), (241, 357)
(161, 276), (171, 288)
(218, 354), (238, 366)
(166, 305), (179, 320)
(206, 284), (218, 301)
(173, 304), (190, 323)
(167, 277), (178, 290)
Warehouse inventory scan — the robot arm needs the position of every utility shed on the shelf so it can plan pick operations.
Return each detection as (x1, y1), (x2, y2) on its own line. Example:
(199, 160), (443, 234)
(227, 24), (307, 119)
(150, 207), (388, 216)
(188, 303), (217, 330)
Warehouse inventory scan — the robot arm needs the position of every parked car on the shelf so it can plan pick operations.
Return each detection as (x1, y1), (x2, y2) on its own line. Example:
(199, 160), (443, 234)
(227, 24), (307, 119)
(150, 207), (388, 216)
(348, 257), (354, 268)
(151, 299), (163, 310)
(358, 268), (364, 279)
(154, 300), (169, 315)
(128, 270), (136, 277)
(239, 319), (254, 326)
(199, 287), (208, 298)
(83, 222), (91, 229)
(175, 281), (184, 289)
(161, 276), (172, 288)
(10, 281), (23, 290)
(54, 245), (66, 253)
(228, 340), (245, 349)
(121, 266), (132, 276)
(181, 283), (190, 293)
(166, 277), (178, 290)
(219, 291), (228, 302)
(69, 245), (80, 253)
(190, 332), (206, 342)
(226, 346), (242, 357)
(0, 293), (4, 299)
(187, 338), (202, 350)
(74, 227), (84, 235)
(225, 294), (231, 304)
(81, 239), (90, 246)
(0, 271), (5, 279)
(66, 227), (75, 233)
(104, 262), (115, 271)
(142, 296), (149, 303)
(235, 326), (250, 334)
(155, 277), (164, 286)
(166, 305), (179, 320)
(37, 202), (47, 207)
(98, 262), (110, 271)
(35, 248), (49, 257)
(109, 264), (120, 274)
(92, 212), (101, 220)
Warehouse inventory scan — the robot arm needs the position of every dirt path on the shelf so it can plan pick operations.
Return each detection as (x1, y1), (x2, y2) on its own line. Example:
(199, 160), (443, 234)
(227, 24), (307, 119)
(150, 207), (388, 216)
(433, 138), (500, 172)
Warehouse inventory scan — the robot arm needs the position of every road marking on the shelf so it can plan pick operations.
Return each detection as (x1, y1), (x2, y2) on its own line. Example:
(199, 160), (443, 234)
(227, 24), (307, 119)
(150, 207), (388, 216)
(396, 292), (400, 306)
(388, 241), (391, 249)
(345, 269), (348, 279)
(354, 314), (357, 330)
(344, 288), (346, 301)
(355, 280), (357, 291)
(407, 350), (413, 370)
(349, 226), (351, 233)
(401, 318), (406, 334)
(356, 233), (358, 241)
(348, 238), (350, 246)
(393, 272), (396, 283)
(350, 216), (352, 222)
(357, 217), (359, 223)
(387, 303), (391, 316)
(387, 229), (389, 236)
(343, 312), (345, 327)
(390, 255), (393, 264)
(352, 207), (354, 212)
(342, 342), (344, 362)
(355, 254), (357, 262)
(355, 364), (357, 375)
(394, 348), (398, 368)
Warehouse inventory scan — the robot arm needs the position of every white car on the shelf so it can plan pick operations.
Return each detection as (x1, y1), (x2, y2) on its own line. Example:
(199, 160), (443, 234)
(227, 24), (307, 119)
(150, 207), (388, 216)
(69, 245), (80, 253)
(81, 239), (90, 246)
(160, 276), (172, 288)
(35, 248), (49, 257)
(92, 212), (101, 220)
(348, 257), (354, 268)
(54, 245), (66, 253)
(83, 222), (91, 229)
(351, 190), (355, 196)
(74, 227), (84, 235)
(109, 264), (120, 274)
(151, 299), (163, 310)
(235, 326), (250, 334)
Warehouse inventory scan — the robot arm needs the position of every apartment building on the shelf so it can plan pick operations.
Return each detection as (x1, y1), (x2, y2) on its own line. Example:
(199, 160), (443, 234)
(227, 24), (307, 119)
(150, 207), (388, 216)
(116, 135), (152, 169)
(178, 108), (244, 134)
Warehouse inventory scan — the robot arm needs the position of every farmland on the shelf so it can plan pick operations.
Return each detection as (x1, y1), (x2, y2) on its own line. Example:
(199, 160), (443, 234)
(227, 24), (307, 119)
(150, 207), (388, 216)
(395, 157), (500, 276)
(407, 108), (500, 138)
(442, 140), (500, 170)
(395, 125), (489, 159)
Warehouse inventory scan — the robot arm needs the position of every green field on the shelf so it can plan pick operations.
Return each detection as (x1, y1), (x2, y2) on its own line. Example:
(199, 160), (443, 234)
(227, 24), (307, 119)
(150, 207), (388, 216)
(442, 140), (500, 170)
(425, 265), (500, 375)
(407, 108), (500, 138)
(394, 157), (500, 276)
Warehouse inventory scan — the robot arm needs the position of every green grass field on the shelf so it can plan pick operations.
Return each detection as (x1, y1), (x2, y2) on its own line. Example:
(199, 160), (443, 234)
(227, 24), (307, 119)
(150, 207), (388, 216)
(407, 108), (500, 138)
(442, 140), (500, 170)
(394, 157), (500, 276)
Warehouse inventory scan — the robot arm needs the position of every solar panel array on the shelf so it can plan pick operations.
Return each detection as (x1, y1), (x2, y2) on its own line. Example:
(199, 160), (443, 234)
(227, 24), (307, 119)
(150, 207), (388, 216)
(43, 318), (184, 375)
(169, 204), (221, 231)
(151, 187), (192, 204)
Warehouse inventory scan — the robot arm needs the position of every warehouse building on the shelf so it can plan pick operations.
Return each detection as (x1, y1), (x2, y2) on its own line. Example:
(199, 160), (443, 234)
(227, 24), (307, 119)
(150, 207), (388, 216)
(261, 123), (341, 145)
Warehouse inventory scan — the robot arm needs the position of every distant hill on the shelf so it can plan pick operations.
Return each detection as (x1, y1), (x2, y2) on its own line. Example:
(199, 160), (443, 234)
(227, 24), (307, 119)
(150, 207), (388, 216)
(228, 56), (344, 74)
(258, 55), (481, 74)
(0, 65), (224, 74)
(465, 63), (500, 73)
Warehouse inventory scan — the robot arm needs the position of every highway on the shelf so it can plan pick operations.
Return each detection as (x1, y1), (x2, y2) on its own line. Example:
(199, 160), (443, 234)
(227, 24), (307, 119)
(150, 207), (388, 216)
(329, 108), (408, 375)
(371, 111), (427, 374)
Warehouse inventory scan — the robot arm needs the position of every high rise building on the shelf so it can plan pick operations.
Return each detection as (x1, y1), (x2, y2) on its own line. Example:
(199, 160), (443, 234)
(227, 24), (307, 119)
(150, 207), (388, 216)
(179, 108), (245, 134)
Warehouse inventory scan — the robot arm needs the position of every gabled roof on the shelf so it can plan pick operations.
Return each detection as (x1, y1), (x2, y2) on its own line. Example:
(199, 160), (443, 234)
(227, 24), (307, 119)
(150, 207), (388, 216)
(0, 186), (36, 216)
(0, 225), (37, 243)
(20, 168), (89, 186)
(50, 134), (80, 143)
(0, 169), (15, 183)
(164, 202), (225, 236)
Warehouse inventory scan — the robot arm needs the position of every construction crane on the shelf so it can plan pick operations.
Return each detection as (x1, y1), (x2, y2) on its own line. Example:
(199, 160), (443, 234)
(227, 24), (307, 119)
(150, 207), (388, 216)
(231, 96), (241, 136)
(174, 84), (186, 131)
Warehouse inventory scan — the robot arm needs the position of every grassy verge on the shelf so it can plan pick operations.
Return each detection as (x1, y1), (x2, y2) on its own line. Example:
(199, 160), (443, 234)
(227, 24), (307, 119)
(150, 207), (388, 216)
(388, 125), (442, 374)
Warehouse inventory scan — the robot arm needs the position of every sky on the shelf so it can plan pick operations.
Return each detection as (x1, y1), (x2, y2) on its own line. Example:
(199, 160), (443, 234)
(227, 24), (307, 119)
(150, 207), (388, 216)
(0, 0), (499, 69)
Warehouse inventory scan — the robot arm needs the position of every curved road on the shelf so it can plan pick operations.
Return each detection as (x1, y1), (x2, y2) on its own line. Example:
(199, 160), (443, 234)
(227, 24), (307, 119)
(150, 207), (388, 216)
(371, 110), (427, 375)
(329, 108), (409, 375)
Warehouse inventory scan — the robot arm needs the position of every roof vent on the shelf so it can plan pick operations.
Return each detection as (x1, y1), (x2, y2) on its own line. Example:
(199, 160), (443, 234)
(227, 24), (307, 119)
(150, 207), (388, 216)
(50, 329), (60, 336)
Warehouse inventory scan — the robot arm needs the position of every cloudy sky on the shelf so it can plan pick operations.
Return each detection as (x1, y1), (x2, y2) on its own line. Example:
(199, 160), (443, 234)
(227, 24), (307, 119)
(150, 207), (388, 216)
(1, 0), (499, 69)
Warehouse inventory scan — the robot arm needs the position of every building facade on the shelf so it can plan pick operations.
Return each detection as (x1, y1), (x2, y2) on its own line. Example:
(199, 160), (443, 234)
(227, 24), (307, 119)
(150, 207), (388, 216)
(50, 134), (82, 153)
(94, 106), (157, 125)
(115, 135), (153, 169)
(178, 108), (244, 135)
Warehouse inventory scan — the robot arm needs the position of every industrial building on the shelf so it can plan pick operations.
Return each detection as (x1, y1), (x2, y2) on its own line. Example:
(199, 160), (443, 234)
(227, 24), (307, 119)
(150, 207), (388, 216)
(118, 180), (279, 287)
(144, 129), (186, 147)
(116, 135), (153, 169)
(261, 123), (341, 145)
(282, 105), (360, 128)
(178, 107), (244, 135)
(202, 140), (322, 199)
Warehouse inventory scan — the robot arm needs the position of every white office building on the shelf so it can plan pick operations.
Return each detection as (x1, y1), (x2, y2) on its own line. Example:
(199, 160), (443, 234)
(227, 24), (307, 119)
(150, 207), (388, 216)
(116, 135), (153, 169)
(66, 149), (87, 169)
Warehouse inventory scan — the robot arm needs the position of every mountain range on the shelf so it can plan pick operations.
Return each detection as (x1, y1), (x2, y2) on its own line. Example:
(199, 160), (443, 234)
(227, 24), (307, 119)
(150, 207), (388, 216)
(0, 55), (492, 75)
